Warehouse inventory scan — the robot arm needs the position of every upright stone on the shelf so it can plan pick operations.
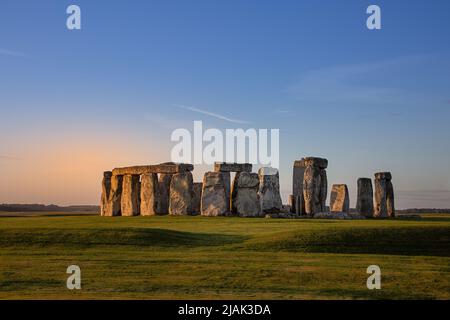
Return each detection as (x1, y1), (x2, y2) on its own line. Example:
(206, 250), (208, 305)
(258, 167), (282, 213)
(121, 175), (140, 216)
(386, 177), (395, 218)
(330, 184), (350, 213)
(319, 169), (328, 212)
(107, 175), (123, 216)
(356, 178), (374, 217)
(169, 172), (193, 215)
(158, 173), (172, 214)
(140, 173), (159, 216)
(100, 171), (112, 216)
(201, 172), (228, 216)
(292, 160), (306, 214)
(232, 172), (261, 217)
(374, 172), (392, 218)
(191, 182), (202, 215)
(221, 172), (231, 212)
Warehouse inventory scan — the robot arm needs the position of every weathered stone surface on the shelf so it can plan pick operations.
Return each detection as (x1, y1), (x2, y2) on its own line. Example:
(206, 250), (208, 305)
(157, 173), (172, 214)
(106, 175), (123, 216)
(292, 165), (305, 206)
(100, 171), (112, 216)
(191, 182), (202, 215)
(214, 162), (252, 173)
(121, 175), (140, 216)
(288, 195), (296, 213)
(221, 172), (231, 212)
(330, 184), (350, 213)
(258, 167), (282, 213)
(356, 178), (374, 217)
(112, 163), (193, 176)
(374, 178), (387, 217)
(295, 157), (328, 169)
(319, 169), (327, 212)
(201, 172), (228, 216)
(169, 172), (193, 215)
(232, 172), (261, 217)
(375, 172), (392, 180)
(374, 172), (395, 218)
(303, 165), (322, 215)
(386, 180), (395, 218)
(140, 173), (159, 216)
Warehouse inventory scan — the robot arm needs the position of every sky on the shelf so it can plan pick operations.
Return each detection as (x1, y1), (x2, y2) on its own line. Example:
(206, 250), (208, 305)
(1, 0), (450, 208)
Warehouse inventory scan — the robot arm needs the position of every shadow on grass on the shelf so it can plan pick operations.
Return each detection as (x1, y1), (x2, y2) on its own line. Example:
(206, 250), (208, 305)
(244, 226), (450, 257)
(0, 228), (247, 248)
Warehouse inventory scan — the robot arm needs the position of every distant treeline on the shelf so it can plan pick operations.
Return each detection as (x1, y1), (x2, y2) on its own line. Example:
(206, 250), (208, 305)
(0, 204), (99, 212)
(395, 208), (450, 214)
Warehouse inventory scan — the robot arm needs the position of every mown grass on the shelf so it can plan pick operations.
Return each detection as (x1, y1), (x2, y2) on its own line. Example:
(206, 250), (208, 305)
(0, 213), (449, 299)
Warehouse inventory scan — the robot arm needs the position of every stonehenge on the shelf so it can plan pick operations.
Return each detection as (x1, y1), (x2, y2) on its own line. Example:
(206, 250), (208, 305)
(330, 184), (350, 213)
(100, 159), (396, 219)
(374, 172), (395, 218)
(356, 178), (374, 217)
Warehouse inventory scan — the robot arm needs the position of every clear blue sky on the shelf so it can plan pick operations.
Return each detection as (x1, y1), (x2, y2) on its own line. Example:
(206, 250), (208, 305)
(1, 0), (450, 208)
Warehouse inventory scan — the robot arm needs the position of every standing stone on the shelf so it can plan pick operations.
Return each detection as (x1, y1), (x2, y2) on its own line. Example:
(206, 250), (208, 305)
(157, 173), (172, 215)
(121, 175), (140, 216)
(140, 173), (160, 216)
(330, 184), (350, 213)
(169, 172), (193, 215)
(107, 175), (123, 216)
(319, 169), (328, 212)
(232, 172), (261, 217)
(374, 172), (395, 218)
(292, 161), (306, 214)
(386, 178), (395, 218)
(302, 157), (328, 215)
(100, 171), (112, 216)
(288, 195), (296, 213)
(221, 172), (231, 212)
(356, 178), (374, 217)
(201, 172), (228, 216)
(258, 167), (282, 213)
(191, 182), (202, 215)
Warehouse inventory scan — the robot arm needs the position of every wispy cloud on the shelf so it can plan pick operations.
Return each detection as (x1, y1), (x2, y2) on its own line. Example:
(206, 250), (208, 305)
(0, 155), (22, 160)
(0, 48), (28, 58)
(173, 104), (250, 124)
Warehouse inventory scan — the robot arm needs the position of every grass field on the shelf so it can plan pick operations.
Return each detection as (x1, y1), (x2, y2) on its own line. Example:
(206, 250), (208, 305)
(0, 212), (449, 299)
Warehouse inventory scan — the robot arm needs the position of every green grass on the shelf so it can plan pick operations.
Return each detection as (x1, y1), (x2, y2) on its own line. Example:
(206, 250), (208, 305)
(0, 213), (449, 299)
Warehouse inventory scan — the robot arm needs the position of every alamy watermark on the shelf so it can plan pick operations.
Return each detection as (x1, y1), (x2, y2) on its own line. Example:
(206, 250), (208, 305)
(170, 121), (280, 169)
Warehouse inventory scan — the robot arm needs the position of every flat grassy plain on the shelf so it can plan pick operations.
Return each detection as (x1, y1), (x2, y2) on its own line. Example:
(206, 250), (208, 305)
(0, 212), (449, 299)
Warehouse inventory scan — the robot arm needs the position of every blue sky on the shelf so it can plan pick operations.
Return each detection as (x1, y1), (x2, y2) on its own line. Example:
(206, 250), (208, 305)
(1, 0), (450, 208)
